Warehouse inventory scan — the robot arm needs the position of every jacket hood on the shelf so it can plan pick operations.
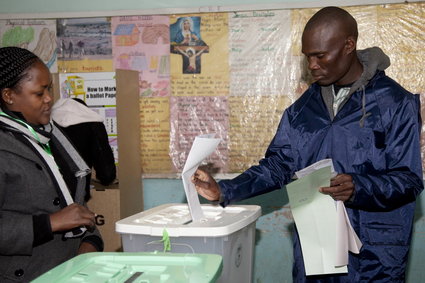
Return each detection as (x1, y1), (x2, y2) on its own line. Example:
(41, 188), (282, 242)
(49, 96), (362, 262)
(320, 47), (391, 121)
(51, 98), (104, 127)
(351, 46), (391, 93)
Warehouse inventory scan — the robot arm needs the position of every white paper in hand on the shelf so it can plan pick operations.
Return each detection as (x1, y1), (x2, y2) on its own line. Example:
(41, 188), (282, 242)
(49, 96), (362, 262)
(295, 158), (336, 179)
(294, 159), (362, 268)
(182, 134), (221, 222)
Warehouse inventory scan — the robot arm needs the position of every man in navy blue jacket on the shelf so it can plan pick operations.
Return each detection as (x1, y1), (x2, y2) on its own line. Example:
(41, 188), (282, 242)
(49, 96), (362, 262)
(193, 6), (423, 282)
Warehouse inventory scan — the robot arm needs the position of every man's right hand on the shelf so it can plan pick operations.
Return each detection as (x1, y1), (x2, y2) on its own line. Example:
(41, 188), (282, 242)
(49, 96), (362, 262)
(192, 169), (221, 201)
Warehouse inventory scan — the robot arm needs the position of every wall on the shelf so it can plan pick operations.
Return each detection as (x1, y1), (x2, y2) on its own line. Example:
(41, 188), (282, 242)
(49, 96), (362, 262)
(0, 0), (408, 18)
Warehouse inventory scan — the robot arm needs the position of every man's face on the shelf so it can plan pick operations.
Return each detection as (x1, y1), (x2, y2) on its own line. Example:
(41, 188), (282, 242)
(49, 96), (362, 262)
(301, 24), (352, 86)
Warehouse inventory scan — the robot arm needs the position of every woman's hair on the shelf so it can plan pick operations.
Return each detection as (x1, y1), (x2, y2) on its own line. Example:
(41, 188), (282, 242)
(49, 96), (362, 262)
(0, 47), (40, 92)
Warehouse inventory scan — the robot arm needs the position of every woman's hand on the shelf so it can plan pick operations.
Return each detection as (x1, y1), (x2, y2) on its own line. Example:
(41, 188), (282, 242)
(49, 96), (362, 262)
(77, 241), (98, 254)
(49, 203), (96, 232)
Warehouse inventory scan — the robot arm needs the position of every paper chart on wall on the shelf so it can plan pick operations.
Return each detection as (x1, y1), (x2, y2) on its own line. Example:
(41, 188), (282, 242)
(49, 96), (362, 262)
(56, 17), (113, 73)
(169, 96), (229, 172)
(0, 19), (58, 72)
(140, 97), (173, 174)
(111, 15), (171, 98)
(227, 10), (296, 173)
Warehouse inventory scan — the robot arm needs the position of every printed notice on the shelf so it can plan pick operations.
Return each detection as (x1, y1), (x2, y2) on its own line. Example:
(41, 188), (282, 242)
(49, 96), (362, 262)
(170, 96), (229, 172)
(228, 10), (292, 97)
(228, 96), (291, 172)
(140, 97), (173, 173)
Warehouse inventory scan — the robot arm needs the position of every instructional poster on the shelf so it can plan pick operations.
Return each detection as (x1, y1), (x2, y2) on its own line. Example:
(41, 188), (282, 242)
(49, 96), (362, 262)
(0, 19), (57, 72)
(169, 96), (229, 172)
(58, 72), (118, 162)
(56, 17), (113, 73)
(140, 97), (172, 173)
(59, 72), (116, 106)
(228, 96), (291, 172)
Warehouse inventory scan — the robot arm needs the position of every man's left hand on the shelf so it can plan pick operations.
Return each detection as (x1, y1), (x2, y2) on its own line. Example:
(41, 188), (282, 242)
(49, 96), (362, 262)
(320, 173), (354, 201)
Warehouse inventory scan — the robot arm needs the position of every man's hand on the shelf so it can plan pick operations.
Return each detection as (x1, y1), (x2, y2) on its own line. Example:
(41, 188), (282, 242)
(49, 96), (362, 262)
(320, 173), (355, 201)
(192, 169), (221, 201)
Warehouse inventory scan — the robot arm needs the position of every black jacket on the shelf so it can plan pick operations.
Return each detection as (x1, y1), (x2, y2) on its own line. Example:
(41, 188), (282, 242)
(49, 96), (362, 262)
(59, 121), (116, 201)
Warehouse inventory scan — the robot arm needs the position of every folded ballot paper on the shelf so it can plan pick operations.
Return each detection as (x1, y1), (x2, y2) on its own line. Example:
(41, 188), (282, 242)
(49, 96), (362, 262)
(287, 159), (362, 276)
(181, 134), (221, 222)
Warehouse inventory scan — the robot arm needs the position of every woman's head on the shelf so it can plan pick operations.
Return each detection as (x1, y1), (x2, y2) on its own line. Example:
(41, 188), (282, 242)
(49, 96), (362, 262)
(183, 20), (191, 30)
(181, 17), (193, 31)
(0, 47), (52, 125)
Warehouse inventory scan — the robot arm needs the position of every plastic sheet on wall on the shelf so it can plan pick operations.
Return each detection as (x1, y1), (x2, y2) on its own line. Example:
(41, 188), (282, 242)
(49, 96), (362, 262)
(165, 3), (424, 174)
(18, 2), (416, 176)
(5, 3), (422, 175)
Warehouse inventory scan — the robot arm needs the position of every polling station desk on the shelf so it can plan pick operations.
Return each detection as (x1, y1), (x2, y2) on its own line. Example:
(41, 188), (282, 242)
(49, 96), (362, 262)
(87, 182), (122, 252)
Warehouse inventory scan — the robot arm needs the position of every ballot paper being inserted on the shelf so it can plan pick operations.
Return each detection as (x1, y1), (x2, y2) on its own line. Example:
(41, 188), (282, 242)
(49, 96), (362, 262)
(181, 134), (221, 222)
(287, 159), (362, 276)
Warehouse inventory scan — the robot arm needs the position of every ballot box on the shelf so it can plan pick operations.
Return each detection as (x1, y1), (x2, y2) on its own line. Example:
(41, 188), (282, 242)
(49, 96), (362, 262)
(32, 252), (223, 283)
(115, 203), (261, 283)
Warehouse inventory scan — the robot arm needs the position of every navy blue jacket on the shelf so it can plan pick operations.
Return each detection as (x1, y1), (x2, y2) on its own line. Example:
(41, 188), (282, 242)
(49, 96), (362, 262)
(219, 69), (423, 281)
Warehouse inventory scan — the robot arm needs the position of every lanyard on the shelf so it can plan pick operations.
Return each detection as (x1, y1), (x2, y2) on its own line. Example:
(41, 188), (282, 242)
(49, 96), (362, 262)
(0, 111), (52, 156)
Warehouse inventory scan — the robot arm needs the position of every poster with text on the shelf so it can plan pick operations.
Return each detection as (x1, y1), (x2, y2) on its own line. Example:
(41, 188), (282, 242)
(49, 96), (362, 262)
(228, 96), (291, 172)
(227, 10), (295, 172)
(59, 72), (116, 106)
(140, 97), (173, 173)
(58, 72), (117, 160)
(169, 96), (229, 172)
(376, 3), (424, 95)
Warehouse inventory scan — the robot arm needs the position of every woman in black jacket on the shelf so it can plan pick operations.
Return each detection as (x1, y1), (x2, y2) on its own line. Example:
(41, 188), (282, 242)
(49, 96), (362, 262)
(0, 47), (103, 282)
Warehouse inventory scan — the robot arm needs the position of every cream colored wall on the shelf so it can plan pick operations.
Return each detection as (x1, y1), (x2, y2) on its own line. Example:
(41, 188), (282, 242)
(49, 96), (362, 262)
(0, 0), (410, 18)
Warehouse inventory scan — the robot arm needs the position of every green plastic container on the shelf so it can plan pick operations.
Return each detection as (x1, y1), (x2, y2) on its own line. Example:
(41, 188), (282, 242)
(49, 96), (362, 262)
(32, 252), (223, 283)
